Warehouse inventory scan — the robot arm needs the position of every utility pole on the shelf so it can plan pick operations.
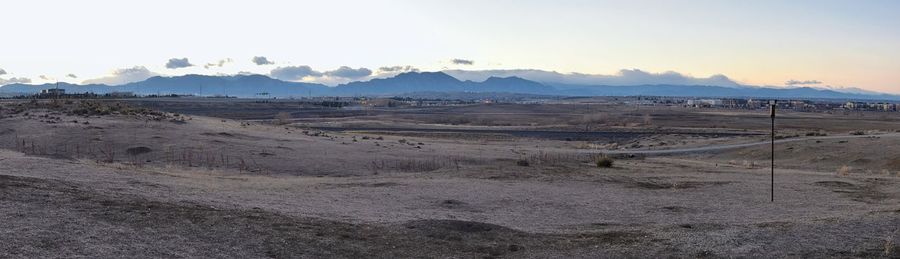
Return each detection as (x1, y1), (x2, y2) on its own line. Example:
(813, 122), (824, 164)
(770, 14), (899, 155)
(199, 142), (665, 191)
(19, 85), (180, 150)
(769, 100), (776, 202)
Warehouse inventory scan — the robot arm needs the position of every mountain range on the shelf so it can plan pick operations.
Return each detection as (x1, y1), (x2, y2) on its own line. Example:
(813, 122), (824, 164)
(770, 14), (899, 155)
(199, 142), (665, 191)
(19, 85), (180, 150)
(1, 72), (897, 101)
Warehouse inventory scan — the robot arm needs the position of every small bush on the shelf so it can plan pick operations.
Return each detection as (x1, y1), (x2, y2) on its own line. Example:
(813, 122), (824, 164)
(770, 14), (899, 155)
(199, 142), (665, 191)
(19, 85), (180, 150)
(850, 130), (866, 136)
(274, 112), (292, 125)
(805, 131), (827, 137)
(596, 157), (614, 168)
(742, 160), (756, 169)
(516, 159), (530, 167)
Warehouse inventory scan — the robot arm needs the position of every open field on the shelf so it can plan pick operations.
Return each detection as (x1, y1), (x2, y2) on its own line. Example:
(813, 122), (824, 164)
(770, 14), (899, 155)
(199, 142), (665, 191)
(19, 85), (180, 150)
(1, 99), (899, 258)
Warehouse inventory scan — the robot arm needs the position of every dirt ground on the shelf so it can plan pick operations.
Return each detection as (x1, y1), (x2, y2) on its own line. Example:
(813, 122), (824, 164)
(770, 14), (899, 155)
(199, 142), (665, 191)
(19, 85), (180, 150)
(0, 99), (898, 258)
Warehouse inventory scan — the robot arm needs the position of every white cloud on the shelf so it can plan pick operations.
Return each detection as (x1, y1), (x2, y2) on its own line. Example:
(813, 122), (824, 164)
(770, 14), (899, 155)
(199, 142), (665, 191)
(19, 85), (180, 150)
(0, 77), (31, 85)
(324, 66), (372, 79)
(451, 59), (474, 65)
(204, 58), (233, 69)
(377, 65), (418, 74)
(165, 58), (193, 69)
(0, 68), (6, 75)
(82, 66), (159, 85)
(252, 56), (275, 65)
(269, 65), (375, 82)
(269, 66), (322, 81)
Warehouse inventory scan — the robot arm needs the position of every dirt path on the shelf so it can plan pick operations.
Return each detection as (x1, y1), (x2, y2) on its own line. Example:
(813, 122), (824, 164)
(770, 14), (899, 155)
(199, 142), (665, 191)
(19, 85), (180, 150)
(586, 133), (900, 155)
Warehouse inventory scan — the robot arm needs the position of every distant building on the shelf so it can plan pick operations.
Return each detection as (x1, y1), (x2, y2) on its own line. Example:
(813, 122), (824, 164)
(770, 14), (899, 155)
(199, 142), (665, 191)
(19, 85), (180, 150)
(844, 102), (867, 110)
(107, 92), (135, 98)
(40, 88), (65, 95)
(721, 98), (748, 108)
(686, 99), (722, 107)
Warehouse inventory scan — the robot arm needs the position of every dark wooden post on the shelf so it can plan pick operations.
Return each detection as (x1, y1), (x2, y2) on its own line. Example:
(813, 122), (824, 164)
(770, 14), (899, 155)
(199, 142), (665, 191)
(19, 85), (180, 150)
(769, 100), (776, 202)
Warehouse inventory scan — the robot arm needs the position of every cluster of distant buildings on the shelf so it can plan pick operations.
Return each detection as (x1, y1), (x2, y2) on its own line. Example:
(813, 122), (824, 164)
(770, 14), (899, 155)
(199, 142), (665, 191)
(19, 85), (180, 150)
(8, 89), (900, 112)
(31, 89), (137, 99)
(640, 96), (898, 112)
(842, 101), (897, 112)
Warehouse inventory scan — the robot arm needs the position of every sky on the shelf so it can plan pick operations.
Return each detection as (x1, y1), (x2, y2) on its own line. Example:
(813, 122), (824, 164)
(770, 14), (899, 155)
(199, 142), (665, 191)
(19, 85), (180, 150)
(0, 0), (898, 93)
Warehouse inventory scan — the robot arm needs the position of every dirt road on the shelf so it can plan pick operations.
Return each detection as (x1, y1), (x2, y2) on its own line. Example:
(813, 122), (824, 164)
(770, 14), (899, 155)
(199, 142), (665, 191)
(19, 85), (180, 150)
(594, 133), (900, 155)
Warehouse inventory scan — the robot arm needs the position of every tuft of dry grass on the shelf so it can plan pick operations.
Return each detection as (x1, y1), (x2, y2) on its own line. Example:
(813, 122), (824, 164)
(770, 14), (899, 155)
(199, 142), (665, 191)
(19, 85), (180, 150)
(837, 165), (852, 176)
(274, 112), (292, 125)
(886, 230), (897, 257)
(742, 160), (756, 169)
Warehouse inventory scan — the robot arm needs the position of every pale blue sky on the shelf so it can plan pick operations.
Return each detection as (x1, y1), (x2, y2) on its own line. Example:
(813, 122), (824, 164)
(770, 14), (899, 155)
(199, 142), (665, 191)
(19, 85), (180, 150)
(0, 0), (897, 92)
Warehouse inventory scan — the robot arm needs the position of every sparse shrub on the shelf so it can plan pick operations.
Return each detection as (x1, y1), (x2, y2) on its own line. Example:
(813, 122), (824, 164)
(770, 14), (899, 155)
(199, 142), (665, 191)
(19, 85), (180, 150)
(850, 130), (866, 136)
(805, 131), (827, 137)
(274, 112), (292, 125)
(742, 160), (756, 169)
(596, 157), (614, 168)
(775, 134), (800, 140)
(838, 165), (852, 176)
(516, 159), (530, 167)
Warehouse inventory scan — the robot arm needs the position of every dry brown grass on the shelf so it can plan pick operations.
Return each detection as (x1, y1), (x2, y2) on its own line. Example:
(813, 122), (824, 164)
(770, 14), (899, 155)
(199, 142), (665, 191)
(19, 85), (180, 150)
(274, 112), (292, 125)
(838, 165), (852, 176)
(886, 230), (897, 257)
(367, 157), (464, 174)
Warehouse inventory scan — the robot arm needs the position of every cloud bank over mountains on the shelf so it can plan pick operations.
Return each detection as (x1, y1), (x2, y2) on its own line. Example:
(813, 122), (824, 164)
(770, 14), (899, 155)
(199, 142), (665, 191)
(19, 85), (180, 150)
(0, 57), (885, 96)
(0, 67), (31, 85)
(3, 71), (896, 101)
(83, 66), (159, 85)
(270, 66), (322, 81)
(325, 66), (372, 79)
(0, 77), (31, 85)
(786, 79), (822, 85)
(378, 66), (419, 73)
(269, 65), (382, 84)
(443, 69), (743, 88)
